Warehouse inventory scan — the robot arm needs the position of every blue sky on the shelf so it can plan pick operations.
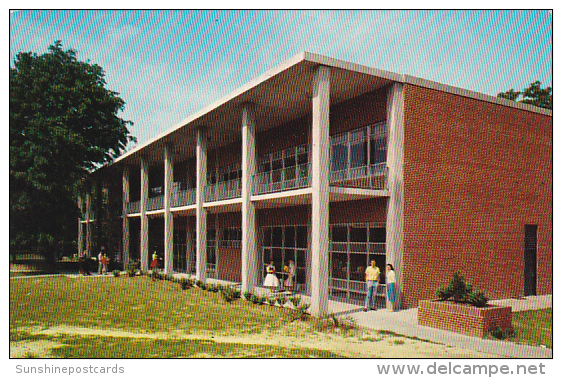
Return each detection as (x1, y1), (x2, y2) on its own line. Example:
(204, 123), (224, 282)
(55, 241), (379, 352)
(9, 10), (552, 148)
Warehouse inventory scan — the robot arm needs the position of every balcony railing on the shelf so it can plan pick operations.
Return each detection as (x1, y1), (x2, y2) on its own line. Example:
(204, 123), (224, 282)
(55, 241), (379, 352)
(205, 178), (242, 202)
(172, 188), (196, 207)
(253, 163), (310, 195)
(330, 162), (387, 190)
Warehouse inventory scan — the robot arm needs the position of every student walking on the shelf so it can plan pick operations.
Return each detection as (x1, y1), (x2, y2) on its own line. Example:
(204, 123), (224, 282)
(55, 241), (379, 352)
(364, 260), (380, 311)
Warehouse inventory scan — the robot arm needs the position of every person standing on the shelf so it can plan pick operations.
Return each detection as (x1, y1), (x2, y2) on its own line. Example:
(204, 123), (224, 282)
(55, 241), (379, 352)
(284, 260), (295, 293)
(263, 261), (279, 292)
(97, 250), (103, 274)
(364, 260), (380, 311)
(101, 254), (108, 275)
(150, 252), (159, 280)
(386, 264), (397, 312)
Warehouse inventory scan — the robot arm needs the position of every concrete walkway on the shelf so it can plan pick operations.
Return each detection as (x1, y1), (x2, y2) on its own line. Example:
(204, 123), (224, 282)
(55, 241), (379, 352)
(329, 295), (552, 358)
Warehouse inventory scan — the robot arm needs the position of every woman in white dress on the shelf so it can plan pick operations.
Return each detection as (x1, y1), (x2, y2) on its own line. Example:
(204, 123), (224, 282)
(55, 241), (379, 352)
(264, 261), (279, 292)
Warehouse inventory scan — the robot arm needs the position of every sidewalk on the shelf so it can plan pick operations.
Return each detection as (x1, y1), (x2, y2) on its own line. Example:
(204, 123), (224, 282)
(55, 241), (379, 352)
(334, 295), (552, 358)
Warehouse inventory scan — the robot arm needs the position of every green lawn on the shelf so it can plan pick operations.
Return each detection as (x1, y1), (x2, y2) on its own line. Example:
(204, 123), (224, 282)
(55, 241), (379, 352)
(511, 308), (552, 349)
(10, 275), (293, 335)
(10, 275), (343, 358)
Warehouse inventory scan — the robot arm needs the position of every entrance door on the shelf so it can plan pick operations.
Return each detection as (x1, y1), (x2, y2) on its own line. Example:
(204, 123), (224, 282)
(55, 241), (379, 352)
(524, 225), (537, 296)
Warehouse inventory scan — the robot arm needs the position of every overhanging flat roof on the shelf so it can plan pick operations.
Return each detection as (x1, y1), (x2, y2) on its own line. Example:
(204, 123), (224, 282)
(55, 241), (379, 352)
(94, 51), (552, 174)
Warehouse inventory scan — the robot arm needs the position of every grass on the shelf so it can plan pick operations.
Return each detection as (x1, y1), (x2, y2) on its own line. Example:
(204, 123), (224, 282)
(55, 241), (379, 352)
(509, 308), (552, 348)
(10, 332), (341, 358)
(10, 275), (344, 358)
(10, 275), (292, 335)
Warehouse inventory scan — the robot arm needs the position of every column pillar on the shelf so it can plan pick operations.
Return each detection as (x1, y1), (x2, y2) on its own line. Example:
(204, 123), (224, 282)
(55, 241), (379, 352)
(241, 103), (258, 292)
(386, 82), (405, 310)
(164, 143), (174, 274)
(186, 219), (194, 274)
(310, 65), (330, 317)
(140, 156), (149, 271)
(122, 166), (130, 268)
(195, 128), (208, 281)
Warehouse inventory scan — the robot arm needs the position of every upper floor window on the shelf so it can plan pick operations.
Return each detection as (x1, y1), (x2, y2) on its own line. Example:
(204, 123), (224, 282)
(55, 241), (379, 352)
(330, 122), (387, 179)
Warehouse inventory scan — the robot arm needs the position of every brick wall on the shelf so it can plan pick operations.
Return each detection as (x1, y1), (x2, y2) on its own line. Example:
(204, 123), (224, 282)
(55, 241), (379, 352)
(418, 300), (512, 338)
(403, 84), (552, 308)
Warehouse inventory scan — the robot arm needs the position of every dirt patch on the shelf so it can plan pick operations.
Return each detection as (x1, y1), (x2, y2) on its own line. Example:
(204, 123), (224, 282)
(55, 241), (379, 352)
(12, 324), (497, 358)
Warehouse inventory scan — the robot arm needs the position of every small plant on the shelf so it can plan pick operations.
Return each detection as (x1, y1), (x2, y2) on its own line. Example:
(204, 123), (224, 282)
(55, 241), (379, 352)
(179, 278), (193, 290)
(251, 295), (266, 305)
(196, 280), (207, 290)
(125, 261), (140, 277)
(243, 291), (253, 301)
(488, 325), (515, 340)
(112, 270), (121, 277)
(289, 295), (301, 307)
(435, 285), (453, 301)
(267, 297), (276, 306)
(275, 296), (287, 306)
(220, 286), (241, 303)
(467, 290), (489, 307)
(436, 271), (487, 307)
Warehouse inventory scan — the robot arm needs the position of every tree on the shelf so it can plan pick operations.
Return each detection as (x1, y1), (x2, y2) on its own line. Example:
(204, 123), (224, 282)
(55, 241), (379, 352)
(10, 41), (134, 263)
(498, 81), (552, 110)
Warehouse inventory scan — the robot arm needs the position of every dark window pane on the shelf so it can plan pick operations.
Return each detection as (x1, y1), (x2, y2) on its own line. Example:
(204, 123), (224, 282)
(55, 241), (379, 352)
(272, 227), (283, 247)
(331, 226), (348, 243)
(331, 144), (347, 172)
(284, 226), (295, 247)
(331, 252), (347, 280)
(350, 141), (367, 168)
(349, 253), (368, 282)
(263, 228), (271, 246)
(350, 226), (367, 242)
(369, 227), (386, 243)
(296, 226), (308, 248)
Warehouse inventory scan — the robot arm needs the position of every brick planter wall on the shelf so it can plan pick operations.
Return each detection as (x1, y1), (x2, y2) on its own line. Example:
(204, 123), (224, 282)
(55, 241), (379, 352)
(418, 300), (512, 338)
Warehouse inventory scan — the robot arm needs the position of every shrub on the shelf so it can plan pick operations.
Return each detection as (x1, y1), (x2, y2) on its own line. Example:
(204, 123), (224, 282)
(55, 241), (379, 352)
(125, 261), (140, 277)
(112, 270), (121, 277)
(488, 325), (515, 340)
(250, 295), (266, 305)
(220, 286), (241, 303)
(243, 291), (253, 301)
(467, 290), (488, 307)
(267, 297), (276, 306)
(275, 296), (287, 306)
(435, 285), (453, 301)
(289, 295), (301, 307)
(450, 272), (471, 303)
(180, 278), (193, 290)
(196, 280), (206, 290)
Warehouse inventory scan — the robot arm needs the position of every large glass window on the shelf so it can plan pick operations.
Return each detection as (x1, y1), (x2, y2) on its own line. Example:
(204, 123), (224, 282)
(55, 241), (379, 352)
(329, 223), (386, 306)
(262, 225), (308, 292)
(330, 122), (387, 187)
(256, 144), (309, 194)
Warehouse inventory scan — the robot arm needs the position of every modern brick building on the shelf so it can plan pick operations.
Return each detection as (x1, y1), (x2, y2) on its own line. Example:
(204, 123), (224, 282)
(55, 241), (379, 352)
(79, 52), (552, 315)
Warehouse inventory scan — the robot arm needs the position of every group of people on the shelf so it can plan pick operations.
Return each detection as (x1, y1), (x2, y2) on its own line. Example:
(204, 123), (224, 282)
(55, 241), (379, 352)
(77, 250), (109, 276)
(365, 259), (397, 312)
(263, 260), (296, 293)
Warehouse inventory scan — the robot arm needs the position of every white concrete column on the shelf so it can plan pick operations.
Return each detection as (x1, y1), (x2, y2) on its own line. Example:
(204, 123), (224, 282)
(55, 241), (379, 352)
(164, 143), (174, 274)
(241, 103), (258, 292)
(122, 166), (130, 268)
(195, 128), (208, 281)
(140, 156), (149, 271)
(385, 82), (405, 310)
(310, 65), (330, 317)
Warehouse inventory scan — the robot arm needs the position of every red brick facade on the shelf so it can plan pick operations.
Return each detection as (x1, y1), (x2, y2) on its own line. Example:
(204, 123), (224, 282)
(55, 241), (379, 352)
(402, 84), (552, 308)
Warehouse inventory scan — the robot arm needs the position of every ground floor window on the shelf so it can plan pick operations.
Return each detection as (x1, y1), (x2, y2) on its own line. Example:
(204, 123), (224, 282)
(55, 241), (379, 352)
(262, 225), (308, 291)
(330, 223), (386, 305)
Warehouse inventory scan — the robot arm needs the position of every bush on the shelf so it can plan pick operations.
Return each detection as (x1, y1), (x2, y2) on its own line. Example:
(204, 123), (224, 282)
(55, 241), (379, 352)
(125, 261), (140, 277)
(488, 325), (515, 340)
(220, 286), (241, 303)
(243, 291), (253, 301)
(275, 296), (287, 306)
(267, 297), (276, 306)
(467, 290), (488, 307)
(289, 295), (301, 307)
(435, 285), (453, 301)
(196, 280), (206, 290)
(180, 278), (193, 290)
(436, 272), (488, 307)
(112, 270), (121, 277)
